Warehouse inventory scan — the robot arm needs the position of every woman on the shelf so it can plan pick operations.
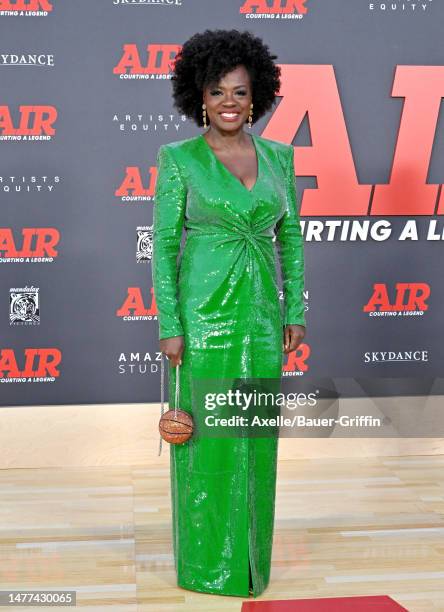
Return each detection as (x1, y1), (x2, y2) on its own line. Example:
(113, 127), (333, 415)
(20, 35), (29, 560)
(152, 28), (306, 598)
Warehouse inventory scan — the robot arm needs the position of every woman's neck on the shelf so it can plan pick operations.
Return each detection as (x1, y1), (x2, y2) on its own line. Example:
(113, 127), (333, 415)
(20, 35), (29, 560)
(203, 127), (249, 151)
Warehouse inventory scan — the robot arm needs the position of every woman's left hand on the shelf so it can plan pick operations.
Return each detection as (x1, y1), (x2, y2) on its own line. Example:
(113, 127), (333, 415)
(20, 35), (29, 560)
(282, 324), (305, 354)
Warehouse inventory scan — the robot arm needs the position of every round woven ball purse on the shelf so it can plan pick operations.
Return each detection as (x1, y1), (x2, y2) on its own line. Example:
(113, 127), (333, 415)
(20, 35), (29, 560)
(158, 351), (194, 456)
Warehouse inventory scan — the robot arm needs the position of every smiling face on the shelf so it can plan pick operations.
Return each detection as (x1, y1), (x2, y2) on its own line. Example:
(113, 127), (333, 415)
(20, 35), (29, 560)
(202, 64), (253, 132)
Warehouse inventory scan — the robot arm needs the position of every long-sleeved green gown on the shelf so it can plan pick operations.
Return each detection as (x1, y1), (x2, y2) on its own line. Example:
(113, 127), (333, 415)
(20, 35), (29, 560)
(152, 131), (305, 598)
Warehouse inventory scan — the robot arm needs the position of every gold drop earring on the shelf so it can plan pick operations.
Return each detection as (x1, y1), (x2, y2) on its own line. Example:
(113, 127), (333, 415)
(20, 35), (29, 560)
(248, 102), (253, 128)
(202, 103), (207, 129)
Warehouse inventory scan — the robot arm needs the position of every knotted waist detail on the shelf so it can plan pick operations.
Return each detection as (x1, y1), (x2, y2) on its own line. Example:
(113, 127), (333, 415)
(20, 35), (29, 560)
(186, 225), (275, 246)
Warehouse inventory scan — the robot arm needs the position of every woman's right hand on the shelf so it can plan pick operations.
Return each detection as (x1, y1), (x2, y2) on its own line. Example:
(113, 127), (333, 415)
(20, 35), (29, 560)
(160, 335), (184, 367)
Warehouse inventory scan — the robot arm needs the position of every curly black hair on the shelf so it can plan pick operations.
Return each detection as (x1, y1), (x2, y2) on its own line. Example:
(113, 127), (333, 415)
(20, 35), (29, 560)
(171, 29), (281, 127)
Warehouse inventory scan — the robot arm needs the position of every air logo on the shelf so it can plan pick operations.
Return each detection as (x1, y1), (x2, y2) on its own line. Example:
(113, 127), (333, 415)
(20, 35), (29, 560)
(363, 283), (430, 314)
(240, 0), (307, 14)
(116, 287), (157, 319)
(113, 43), (181, 76)
(0, 0), (52, 10)
(271, 65), (444, 216)
(0, 228), (59, 260)
(0, 348), (61, 380)
(115, 166), (156, 199)
(282, 344), (310, 375)
(0, 105), (57, 136)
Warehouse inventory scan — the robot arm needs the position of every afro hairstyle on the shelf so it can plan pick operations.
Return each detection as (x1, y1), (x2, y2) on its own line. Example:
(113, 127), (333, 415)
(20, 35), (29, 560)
(171, 28), (281, 127)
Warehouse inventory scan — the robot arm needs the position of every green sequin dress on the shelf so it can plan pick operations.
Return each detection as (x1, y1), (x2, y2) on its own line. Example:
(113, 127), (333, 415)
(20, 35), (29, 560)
(152, 132), (305, 598)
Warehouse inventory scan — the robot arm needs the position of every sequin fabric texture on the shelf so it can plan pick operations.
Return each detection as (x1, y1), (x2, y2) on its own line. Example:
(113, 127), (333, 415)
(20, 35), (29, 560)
(152, 132), (306, 598)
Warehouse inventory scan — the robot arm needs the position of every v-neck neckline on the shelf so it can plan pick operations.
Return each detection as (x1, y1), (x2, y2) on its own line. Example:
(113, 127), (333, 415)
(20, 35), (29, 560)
(199, 132), (260, 194)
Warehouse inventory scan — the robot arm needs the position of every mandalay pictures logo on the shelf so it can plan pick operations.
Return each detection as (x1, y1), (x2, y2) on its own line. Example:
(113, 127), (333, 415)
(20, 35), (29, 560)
(10, 286), (40, 325)
(137, 225), (153, 262)
(240, 0), (308, 19)
(363, 283), (430, 318)
(0, 0), (53, 16)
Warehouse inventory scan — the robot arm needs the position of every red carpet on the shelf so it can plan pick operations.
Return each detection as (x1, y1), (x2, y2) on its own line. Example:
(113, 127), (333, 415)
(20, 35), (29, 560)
(241, 595), (409, 611)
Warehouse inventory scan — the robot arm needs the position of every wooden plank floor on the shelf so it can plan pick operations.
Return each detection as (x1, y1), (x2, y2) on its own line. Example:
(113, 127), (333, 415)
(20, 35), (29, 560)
(0, 455), (443, 611)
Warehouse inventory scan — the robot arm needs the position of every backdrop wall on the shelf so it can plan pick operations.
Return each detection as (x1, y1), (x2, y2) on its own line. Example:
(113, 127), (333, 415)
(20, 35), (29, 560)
(1, 0), (443, 409)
